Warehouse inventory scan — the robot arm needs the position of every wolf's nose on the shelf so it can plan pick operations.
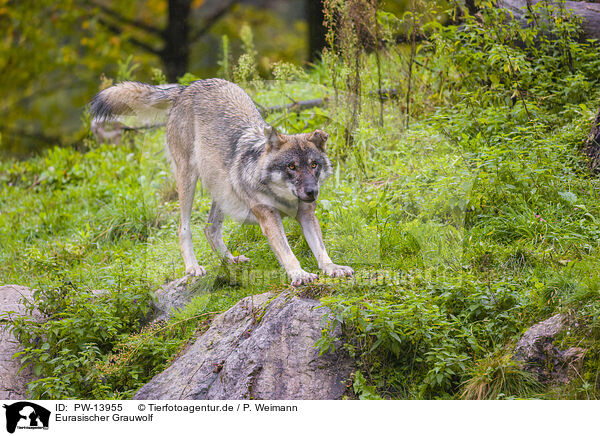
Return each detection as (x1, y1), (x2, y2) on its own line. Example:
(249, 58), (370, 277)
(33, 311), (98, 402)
(305, 188), (317, 200)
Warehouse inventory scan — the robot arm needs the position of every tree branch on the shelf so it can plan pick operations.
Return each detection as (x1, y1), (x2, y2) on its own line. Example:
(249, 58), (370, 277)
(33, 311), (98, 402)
(190, 0), (239, 42)
(97, 17), (162, 56)
(87, 0), (163, 36)
(0, 126), (61, 145)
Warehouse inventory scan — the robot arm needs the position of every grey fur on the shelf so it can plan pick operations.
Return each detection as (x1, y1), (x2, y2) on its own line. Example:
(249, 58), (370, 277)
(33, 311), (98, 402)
(91, 81), (185, 121)
(90, 79), (353, 286)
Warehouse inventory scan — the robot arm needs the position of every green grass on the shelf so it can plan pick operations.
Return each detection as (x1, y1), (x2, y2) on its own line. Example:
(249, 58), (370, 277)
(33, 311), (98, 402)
(2, 97), (600, 399)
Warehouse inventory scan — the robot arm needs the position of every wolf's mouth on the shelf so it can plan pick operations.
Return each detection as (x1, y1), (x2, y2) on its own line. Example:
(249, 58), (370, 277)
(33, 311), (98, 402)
(298, 193), (317, 203)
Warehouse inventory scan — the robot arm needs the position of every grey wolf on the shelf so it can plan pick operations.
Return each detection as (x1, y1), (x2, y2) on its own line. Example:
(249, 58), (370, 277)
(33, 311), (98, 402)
(90, 79), (353, 286)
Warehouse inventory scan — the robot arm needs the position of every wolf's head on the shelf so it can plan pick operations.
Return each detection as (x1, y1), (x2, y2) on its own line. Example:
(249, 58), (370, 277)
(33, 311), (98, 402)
(260, 126), (333, 203)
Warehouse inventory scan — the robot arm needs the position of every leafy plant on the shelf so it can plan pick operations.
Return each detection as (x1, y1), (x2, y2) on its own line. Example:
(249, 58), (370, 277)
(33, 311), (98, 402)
(10, 281), (153, 399)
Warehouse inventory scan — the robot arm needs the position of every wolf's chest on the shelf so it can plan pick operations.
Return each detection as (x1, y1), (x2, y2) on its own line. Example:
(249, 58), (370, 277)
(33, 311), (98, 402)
(216, 194), (257, 224)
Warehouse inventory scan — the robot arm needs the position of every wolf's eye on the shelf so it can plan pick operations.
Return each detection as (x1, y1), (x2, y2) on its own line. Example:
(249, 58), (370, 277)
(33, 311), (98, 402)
(287, 163), (296, 171)
(311, 162), (318, 169)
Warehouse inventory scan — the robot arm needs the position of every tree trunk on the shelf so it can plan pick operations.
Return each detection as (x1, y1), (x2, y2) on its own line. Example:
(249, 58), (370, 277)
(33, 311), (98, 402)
(584, 107), (600, 173)
(306, 0), (327, 62)
(92, 0), (238, 82)
(465, 0), (479, 15)
(162, 0), (192, 82)
(497, 0), (600, 40)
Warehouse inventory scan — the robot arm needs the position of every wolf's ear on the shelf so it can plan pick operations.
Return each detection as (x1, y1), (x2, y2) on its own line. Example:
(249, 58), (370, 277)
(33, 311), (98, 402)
(308, 129), (329, 152)
(264, 126), (284, 152)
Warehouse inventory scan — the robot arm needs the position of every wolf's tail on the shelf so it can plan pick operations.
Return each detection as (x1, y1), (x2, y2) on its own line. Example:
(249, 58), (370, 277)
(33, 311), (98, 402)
(90, 81), (185, 121)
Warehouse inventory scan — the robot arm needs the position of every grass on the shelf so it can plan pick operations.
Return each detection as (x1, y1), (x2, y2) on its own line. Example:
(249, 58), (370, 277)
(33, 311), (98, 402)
(2, 94), (600, 398)
(460, 349), (541, 400)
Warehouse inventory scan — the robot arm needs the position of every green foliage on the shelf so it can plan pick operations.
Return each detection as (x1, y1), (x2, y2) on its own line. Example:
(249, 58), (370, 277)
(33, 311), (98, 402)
(177, 72), (202, 86)
(431, 1), (600, 123)
(353, 371), (382, 400)
(10, 281), (153, 399)
(97, 318), (199, 395)
(233, 24), (260, 86)
(151, 67), (168, 85)
(218, 35), (232, 81)
(0, 1), (146, 156)
(317, 275), (535, 398)
(116, 55), (139, 82)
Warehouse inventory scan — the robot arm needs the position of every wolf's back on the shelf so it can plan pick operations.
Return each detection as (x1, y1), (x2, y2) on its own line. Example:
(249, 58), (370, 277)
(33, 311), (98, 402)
(90, 81), (185, 121)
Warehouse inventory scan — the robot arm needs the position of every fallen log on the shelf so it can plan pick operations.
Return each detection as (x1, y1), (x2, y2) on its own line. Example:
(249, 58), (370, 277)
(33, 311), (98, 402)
(497, 0), (600, 40)
(583, 106), (600, 173)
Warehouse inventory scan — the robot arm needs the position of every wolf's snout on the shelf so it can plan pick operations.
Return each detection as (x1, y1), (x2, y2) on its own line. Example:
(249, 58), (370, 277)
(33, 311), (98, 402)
(306, 187), (318, 199)
(299, 186), (318, 202)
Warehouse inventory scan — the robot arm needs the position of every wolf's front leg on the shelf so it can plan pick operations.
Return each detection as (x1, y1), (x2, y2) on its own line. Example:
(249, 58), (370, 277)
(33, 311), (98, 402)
(296, 202), (354, 279)
(251, 205), (318, 286)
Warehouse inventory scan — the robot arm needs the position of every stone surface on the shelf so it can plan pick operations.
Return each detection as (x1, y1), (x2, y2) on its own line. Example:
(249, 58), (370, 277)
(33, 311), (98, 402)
(514, 314), (585, 384)
(0, 285), (37, 400)
(135, 291), (354, 400)
(151, 277), (209, 322)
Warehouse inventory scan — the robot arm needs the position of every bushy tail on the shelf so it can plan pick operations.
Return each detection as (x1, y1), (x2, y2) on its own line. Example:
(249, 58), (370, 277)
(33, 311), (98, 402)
(90, 81), (185, 121)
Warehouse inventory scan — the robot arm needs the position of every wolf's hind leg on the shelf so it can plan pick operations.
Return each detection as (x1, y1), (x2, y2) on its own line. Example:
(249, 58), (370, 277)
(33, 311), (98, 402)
(176, 165), (206, 276)
(204, 200), (250, 264)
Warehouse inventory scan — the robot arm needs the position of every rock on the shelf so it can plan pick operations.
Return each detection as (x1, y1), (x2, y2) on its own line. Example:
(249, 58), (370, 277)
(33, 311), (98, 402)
(135, 291), (354, 400)
(514, 314), (566, 361)
(514, 314), (585, 384)
(151, 277), (210, 322)
(0, 285), (37, 400)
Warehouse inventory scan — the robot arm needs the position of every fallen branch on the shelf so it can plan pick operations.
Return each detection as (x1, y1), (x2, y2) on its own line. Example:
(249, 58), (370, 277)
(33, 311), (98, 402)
(259, 98), (328, 116)
(92, 88), (401, 141)
(259, 88), (399, 116)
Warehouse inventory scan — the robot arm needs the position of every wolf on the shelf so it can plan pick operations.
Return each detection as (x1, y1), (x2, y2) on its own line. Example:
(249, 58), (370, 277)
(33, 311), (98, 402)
(90, 79), (353, 286)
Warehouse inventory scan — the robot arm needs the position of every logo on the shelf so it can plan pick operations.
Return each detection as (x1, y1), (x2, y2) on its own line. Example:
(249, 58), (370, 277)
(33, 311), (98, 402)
(2, 402), (50, 434)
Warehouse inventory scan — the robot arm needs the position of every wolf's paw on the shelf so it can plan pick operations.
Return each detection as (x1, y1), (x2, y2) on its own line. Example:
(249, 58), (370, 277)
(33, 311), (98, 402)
(186, 264), (207, 277)
(322, 263), (354, 278)
(289, 269), (319, 287)
(227, 254), (251, 264)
